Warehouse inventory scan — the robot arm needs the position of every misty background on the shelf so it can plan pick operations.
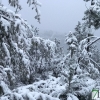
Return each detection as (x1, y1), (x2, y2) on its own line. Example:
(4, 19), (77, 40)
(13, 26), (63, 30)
(2, 0), (100, 52)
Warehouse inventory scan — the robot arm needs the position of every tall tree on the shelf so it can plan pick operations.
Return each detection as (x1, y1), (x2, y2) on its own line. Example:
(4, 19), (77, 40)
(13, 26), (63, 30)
(60, 31), (99, 100)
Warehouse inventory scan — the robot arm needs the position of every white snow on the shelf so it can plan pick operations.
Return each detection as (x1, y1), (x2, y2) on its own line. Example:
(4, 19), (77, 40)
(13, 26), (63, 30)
(0, 4), (99, 100)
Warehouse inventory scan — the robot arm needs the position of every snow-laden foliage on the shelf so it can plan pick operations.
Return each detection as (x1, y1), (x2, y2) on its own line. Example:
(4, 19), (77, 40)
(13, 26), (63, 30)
(0, 3), (100, 100)
(0, 5), (65, 100)
(0, 76), (64, 100)
(64, 31), (100, 100)
(83, 0), (100, 29)
(7, 0), (41, 22)
(0, 5), (57, 89)
(52, 38), (64, 78)
(74, 21), (93, 43)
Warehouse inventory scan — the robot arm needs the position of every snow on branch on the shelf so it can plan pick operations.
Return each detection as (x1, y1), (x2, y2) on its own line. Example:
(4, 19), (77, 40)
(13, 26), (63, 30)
(27, 0), (41, 23)
(8, 0), (41, 23)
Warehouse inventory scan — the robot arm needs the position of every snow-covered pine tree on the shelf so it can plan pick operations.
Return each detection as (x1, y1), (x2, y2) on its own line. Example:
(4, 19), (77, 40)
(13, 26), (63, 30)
(74, 21), (93, 43)
(60, 31), (99, 100)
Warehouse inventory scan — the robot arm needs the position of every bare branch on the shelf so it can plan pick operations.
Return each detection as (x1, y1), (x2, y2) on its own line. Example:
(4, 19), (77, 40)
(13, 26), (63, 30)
(88, 37), (100, 47)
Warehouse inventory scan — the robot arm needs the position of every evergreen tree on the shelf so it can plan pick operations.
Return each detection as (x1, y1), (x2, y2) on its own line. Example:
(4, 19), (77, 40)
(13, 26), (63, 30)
(60, 31), (99, 100)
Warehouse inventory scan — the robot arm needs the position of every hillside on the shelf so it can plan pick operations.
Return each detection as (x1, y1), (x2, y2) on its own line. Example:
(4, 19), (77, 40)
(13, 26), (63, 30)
(0, 4), (100, 100)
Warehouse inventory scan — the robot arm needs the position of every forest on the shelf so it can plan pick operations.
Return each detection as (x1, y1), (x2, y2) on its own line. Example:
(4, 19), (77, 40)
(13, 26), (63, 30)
(0, 0), (100, 100)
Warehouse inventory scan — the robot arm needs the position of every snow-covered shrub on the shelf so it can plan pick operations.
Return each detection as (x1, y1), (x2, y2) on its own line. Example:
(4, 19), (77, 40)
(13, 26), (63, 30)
(29, 37), (57, 82)
(0, 76), (63, 100)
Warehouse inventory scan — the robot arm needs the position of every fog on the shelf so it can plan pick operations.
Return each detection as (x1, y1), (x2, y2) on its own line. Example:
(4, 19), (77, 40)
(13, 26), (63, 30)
(2, 0), (100, 37)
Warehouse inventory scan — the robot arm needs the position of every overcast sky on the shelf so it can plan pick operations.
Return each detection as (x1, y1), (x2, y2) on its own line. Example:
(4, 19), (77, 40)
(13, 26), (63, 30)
(2, 0), (100, 36)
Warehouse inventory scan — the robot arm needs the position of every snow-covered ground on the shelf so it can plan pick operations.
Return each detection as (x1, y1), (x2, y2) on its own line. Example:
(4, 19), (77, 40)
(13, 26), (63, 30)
(0, 76), (65, 100)
(0, 3), (100, 100)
